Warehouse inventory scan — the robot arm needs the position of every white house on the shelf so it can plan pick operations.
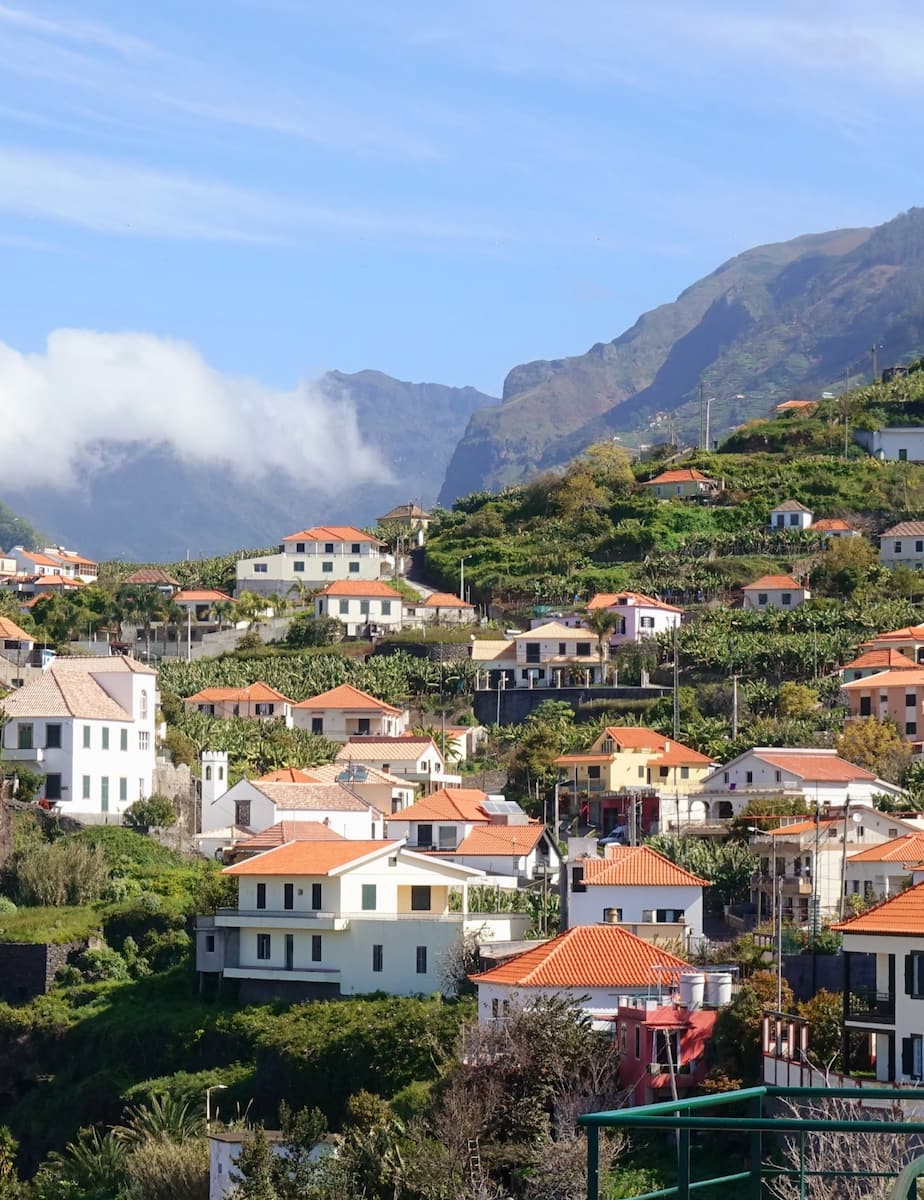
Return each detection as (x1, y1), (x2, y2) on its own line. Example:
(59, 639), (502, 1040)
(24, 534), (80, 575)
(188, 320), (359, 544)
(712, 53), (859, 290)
(0, 656), (157, 818)
(568, 845), (707, 943)
(199, 765), (385, 842)
(314, 580), (404, 637)
(335, 737), (457, 789)
(586, 592), (682, 643)
(470, 923), (692, 1028)
(291, 762), (415, 816)
(810, 518), (860, 540)
(769, 500), (814, 532)
(641, 469), (718, 500)
(384, 787), (494, 849)
(698, 748), (903, 823)
(196, 838), (528, 1002)
(856, 427), (924, 463)
(473, 623), (604, 690)
(845, 833), (924, 903)
(741, 574), (810, 611)
(236, 525), (386, 597)
(833, 881), (924, 1083)
(403, 593), (476, 627)
(183, 682), (294, 725)
(879, 522), (924, 570)
(290, 683), (408, 741)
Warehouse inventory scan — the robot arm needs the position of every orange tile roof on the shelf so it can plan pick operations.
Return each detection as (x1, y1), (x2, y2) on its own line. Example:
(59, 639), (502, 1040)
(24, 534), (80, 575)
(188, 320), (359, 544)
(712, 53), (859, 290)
(174, 589), (234, 603)
(439, 823), (545, 856)
(841, 649), (916, 672)
(35, 574), (84, 587)
(422, 592), (474, 608)
(584, 846), (709, 887)
(867, 623), (924, 644)
(847, 833), (924, 864)
(316, 580), (402, 598)
(470, 925), (691, 988)
(743, 575), (804, 590)
(775, 399), (818, 411)
(184, 682), (293, 704)
(293, 683), (401, 714)
(0, 617), (32, 641)
(842, 668), (924, 690)
(832, 880), (924, 935)
(336, 737), (441, 762)
(883, 522), (924, 538)
(643, 469), (714, 485)
(231, 821), (346, 851)
(386, 787), (489, 824)
(256, 768), (319, 783)
(123, 568), (180, 586)
(18, 550), (63, 567)
(587, 591), (682, 613)
(281, 525), (379, 543)
(649, 745), (715, 767)
(811, 518), (855, 532)
(224, 839), (395, 876)
(764, 817), (840, 838)
(752, 750), (876, 781)
(250, 782), (372, 813)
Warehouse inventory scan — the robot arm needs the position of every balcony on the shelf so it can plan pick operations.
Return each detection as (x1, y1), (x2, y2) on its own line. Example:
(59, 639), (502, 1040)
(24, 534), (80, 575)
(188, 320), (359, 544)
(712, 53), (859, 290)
(215, 908), (350, 931)
(752, 873), (813, 896)
(4, 746), (44, 762)
(223, 965), (341, 984)
(846, 988), (896, 1025)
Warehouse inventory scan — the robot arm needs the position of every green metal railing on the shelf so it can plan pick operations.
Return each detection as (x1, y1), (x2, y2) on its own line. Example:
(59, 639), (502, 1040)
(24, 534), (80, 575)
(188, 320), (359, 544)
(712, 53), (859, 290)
(578, 1086), (924, 1200)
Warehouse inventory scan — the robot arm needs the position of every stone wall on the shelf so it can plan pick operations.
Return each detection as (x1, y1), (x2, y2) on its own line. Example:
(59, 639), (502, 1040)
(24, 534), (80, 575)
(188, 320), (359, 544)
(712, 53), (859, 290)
(0, 940), (85, 1004)
(473, 685), (668, 726)
(153, 757), (199, 839)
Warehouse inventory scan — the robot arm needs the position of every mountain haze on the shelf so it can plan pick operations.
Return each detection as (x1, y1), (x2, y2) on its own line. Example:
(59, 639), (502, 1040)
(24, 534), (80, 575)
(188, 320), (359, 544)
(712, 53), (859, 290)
(2, 371), (496, 561)
(440, 207), (924, 501)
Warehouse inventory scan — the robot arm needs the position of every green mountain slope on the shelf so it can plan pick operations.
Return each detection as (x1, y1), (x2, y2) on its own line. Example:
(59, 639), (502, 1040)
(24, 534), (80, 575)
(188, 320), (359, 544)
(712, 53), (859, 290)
(0, 500), (45, 551)
(440, 208), (924, 502)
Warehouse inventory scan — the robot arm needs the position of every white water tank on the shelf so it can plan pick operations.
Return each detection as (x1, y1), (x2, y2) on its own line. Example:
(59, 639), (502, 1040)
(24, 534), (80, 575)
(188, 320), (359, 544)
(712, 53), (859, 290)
(705, 971), (733, 1008)
(678, 972), (705, 1011)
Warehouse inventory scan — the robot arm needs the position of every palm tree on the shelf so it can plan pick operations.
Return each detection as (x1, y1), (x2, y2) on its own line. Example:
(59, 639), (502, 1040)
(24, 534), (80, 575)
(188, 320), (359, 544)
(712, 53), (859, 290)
(584, 609), (622, 685)
(114, 1094), (205, 1145)
(212, 599), (235, 633)
(46, 1127), (128, 1195)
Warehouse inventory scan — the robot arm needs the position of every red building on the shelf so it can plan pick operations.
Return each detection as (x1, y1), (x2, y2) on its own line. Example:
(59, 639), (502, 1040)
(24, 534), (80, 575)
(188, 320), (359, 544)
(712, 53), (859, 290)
(614, 998), (718, 1105)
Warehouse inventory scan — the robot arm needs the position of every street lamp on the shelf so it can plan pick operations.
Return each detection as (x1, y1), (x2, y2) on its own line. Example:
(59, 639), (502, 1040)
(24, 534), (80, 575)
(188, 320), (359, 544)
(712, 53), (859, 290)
(701, 392), (745, 450)
(205, 1084), (228, 1130)
(459, 556), (471, 603)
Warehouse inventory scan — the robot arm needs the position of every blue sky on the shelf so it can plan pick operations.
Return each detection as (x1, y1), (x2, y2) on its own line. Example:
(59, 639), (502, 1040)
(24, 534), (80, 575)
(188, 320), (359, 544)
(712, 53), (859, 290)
(3, 0), (924, 396)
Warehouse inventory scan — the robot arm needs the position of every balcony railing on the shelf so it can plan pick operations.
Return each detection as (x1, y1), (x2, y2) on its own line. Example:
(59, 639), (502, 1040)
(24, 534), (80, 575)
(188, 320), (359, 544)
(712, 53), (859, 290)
(846, 989), (896, 1024)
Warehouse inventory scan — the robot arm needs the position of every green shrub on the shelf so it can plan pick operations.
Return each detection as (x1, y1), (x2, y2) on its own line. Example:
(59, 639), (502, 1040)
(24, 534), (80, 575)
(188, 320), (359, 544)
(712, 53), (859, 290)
(123, 796), (178, 831)
(76, 947), (131, 983)
(15, 839), (109, 907)
(0, 897), (16, 915)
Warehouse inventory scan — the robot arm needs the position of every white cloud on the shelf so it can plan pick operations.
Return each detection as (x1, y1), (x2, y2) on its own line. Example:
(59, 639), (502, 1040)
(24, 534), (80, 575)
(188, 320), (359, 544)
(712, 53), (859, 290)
(0, 330), (391, 492)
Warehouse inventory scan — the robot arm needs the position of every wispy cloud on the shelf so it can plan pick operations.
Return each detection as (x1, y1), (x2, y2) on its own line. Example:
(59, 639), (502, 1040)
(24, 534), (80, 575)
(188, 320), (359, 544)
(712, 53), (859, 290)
(0, 3), (154, 57)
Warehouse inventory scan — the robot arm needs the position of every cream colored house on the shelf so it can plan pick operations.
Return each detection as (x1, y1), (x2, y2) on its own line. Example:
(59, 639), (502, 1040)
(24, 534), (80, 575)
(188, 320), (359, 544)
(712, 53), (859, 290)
(236, 525), (386, 596)
(183, 682), (294, 725)
(291, 683), (408, 741)
(335, 736), (459, 788)
(403, 593), (476, 627)
(742, 574), (810, 611)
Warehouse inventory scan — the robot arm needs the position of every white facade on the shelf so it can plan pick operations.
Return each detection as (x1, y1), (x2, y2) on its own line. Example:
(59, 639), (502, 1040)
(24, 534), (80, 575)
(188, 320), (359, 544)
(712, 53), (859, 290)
(291, 701), (408, 742)
(201, 778), (384, 840)
(0, 658), (157, 818)
(587, 593), (682, 644)
(314, 586), (404, 637)
(845, 856), (915, 903)
(769, 503), (813, 531)
(857, 427), (924, 463)
(209, 1134), (289, 1200)
(742, 579), (810, 611)
(880, 525), (924, 569)
(335, 739), (454, 787)
(236, 527), (385, 596)
(568, 880), (704, 941)
(475, 981), (663, 1028)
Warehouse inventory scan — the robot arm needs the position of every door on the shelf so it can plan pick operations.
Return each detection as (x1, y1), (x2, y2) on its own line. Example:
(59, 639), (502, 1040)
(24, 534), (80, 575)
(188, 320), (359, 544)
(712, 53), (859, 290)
(285, 934), (294, 971)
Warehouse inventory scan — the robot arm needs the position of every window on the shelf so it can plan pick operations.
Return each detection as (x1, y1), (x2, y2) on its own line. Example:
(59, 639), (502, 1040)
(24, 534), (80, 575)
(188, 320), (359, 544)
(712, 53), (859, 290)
(604, 907), (623, 922)
(338, 599), (349, 615)
(525, 642), (540, 663)
(17, 723), (32, 750)
(859, 696), (872, 716)
(205, 766), (212, 781)
(120, 729), (128, 751)
(255, 703), (274, 716)
(659, 766), (669, 778)
(381, 601), (391, 616)
(640, 615), (655, 628)
(293, 561), (305, 572)
(902, 1034), (924, 1080)
(372, 944), (383, 972)
(46, 723), (61, 749)
(206, 934), (215, 953)
(576, 642), (591, 656)
(895, 541), (903, 554)
(284, 883), (294, 910)
(362, 884), (377, 911)
(438, 826), (456, 849)
(907, 722), (918, 736)
(295, 542), (305, 553)
(235, 800), (251, 826)
(351, 543), (361, 554)
(634, 1025), (641, 1058)
(746, 771), (753, 784)
(253, 563), (268, 573)
(82, 775), (91, 799)
(558, 642), (567, 655)
(324, 543), (334, 554)
(359, 600), (370, 615)
(416, 946), (427, 974)
(256, 883), (266, 910)
(899, 449), (909, 462)
(775, 770), (782, 783)
(312, 935), (322, 961)
(781, 593), (792, 606)
(789, 513), (799, 527)
(417, 823), (433, 848)
(757, 593), (768, 606)
(918, 542), (924, 554)
(101, 727), (110, 750)
(411, 886), (432, 912)
(257, 933), (271, 960)
(723, 772), (729, 783)
(82, 725), (91, 748)
(322, 562), (333, 573)
(140, 689), (149, 718)
(45, 774), (62, 801)
(587, 765), (601, 781)
(119, 778), (127, 802)
(138, 778), (145, 798)
(680, 766), (689, 780)
(312, 717), (324, 734)
(139, 731), (150, 751)
(349, 562), (360, 574)
(100, 777), (108, 811)
(311, 882), (323, 910)
(908, 695), (918, 708)
(906, 951), (924, 998)
(357, 718), (370, 735)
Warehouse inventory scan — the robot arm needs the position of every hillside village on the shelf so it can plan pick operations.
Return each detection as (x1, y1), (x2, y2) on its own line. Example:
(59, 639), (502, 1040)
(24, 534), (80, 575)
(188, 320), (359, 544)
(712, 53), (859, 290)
(8, 368), (924, 1197)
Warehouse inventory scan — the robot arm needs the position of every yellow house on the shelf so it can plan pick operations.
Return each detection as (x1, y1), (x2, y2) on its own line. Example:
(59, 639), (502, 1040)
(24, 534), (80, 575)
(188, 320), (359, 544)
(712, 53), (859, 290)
(554, 726), (714, 831)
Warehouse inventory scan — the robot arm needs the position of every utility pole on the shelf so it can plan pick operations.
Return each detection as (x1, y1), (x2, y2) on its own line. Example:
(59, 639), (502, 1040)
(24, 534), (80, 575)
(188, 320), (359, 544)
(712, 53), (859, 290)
(729, 638), (738, 739)
(704, 394), (713, 454)
(871, 343), (880, 384)
(698, 381), (706, 450)
(672, 623), (680, 738)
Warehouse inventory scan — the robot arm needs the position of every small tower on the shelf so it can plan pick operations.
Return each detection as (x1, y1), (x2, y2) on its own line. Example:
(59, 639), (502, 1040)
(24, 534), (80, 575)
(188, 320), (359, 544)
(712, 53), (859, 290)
(200, 749), (229, 813)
